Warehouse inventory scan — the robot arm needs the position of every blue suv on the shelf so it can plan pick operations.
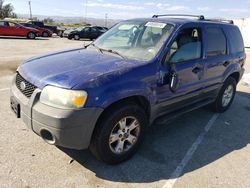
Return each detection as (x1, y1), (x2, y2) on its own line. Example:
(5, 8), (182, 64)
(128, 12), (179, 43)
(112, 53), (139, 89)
(10, 15), (246, 164)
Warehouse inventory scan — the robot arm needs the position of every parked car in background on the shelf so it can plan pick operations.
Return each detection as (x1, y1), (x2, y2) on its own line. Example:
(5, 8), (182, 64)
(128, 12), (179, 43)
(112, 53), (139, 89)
(67, 26), (105, 40)
(93, 26), (108, 33)
(0, 20), (39, 39)
(63, 28), (77, 38)
(19, 23), (53, 37)
(27, 21), (64, 37)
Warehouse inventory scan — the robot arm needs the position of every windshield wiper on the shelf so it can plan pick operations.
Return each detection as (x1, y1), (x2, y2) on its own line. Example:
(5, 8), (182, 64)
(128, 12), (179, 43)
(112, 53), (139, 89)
(100, 48), (126, 59)
(87, 43), (126, 59)
(87, 43), (103, 54)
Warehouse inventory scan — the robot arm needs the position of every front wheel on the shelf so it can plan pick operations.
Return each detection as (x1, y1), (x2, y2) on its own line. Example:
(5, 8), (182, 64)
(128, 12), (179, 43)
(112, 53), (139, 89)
(27, 32), (36, 39)
(90, 103), (147, 164)
(212, 77), (236, 112)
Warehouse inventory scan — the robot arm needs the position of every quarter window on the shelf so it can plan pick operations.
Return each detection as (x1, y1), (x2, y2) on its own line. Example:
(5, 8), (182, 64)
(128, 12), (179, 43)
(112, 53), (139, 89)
(206, 27), (227, 57)
(9, 22), (17, 27)
(227, 27), (244, 53)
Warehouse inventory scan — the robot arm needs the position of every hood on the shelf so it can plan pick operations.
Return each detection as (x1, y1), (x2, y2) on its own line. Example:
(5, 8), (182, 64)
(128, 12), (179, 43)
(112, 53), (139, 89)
(18, 48), (145, 89)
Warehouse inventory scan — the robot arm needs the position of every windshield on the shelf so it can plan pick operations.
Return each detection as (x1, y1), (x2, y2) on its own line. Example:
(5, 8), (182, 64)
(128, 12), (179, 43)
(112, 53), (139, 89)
(76, 27), (85, 31)
(90, 20), (174, 61)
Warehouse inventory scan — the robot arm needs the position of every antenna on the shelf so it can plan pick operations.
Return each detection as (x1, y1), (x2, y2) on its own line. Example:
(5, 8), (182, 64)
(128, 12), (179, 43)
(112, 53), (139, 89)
(84, 0), (88, 23)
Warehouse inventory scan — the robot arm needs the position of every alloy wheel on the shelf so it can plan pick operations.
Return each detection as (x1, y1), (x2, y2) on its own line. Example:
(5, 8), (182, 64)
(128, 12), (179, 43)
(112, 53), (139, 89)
(109, 116), (140, 154)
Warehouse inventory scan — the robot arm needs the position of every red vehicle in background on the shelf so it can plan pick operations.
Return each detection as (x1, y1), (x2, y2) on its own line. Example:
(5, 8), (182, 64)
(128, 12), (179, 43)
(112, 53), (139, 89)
(19, 22), (53, 37)
(0, 20), (39, 39)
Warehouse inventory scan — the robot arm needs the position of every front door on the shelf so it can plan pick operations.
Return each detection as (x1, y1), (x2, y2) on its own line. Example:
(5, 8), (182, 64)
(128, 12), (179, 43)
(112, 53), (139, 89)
(81, 27), (91, 39)
(155, 26), (205, 115)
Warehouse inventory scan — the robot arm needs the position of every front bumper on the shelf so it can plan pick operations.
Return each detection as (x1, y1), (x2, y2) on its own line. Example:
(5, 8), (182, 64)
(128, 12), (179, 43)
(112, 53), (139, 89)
(10, 80), (103, 150)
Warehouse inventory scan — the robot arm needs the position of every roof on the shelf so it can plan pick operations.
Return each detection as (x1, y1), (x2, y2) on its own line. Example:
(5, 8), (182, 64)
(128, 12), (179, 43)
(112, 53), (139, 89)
(126, 16), (235, 27)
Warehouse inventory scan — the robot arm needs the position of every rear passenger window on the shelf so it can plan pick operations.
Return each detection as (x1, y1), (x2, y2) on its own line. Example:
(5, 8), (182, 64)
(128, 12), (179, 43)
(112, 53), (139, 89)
(0, 22), (5, 26)
(227, 27), (244, 53)
(206, 27), (227, 57)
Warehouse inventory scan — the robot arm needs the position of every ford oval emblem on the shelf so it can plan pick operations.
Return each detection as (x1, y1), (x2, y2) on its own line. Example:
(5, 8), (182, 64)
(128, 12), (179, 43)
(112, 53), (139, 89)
(20, 81), (26, 91)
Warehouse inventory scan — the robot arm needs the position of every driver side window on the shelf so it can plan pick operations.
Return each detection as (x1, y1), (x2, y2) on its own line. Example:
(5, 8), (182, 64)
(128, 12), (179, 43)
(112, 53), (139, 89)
(166, 27), (202, 64)
(9, 22), (17, 27)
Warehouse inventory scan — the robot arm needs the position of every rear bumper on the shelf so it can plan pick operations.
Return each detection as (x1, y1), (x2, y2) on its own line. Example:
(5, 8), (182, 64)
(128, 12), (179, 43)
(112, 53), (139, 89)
(239, 67), (245, 81)
(10, 79), (103, 150)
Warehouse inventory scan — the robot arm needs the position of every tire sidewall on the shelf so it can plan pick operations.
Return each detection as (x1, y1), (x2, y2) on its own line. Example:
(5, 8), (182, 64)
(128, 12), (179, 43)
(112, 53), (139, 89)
(42, 32), (49, 37)
(214, 77), (236, 112)
(27, 32), (36, 39)
(92, 104), (147, 164)
(74, 34), (80, 40)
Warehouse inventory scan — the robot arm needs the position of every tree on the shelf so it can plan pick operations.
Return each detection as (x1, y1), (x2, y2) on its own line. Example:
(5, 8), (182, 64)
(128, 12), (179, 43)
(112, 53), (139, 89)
(0, 0), (17, 19)
(43, 17), (54, 24)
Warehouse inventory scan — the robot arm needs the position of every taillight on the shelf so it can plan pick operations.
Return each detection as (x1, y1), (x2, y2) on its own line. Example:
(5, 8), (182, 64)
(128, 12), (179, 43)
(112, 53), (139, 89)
(240, 55), (246, 67)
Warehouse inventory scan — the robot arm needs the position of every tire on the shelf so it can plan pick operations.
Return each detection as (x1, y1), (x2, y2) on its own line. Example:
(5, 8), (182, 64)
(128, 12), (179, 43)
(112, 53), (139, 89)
(42, 32), (49, 37)
(90, 103), (147, 164)
(212, 77), (236, 113)
(27, 32), (36, 39)
(74, 34), (80, 40)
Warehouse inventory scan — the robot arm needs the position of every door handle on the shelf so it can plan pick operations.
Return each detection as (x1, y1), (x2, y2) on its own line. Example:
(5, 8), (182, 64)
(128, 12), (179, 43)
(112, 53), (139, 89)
(192, 67), (202, 74)
(223, 61), (230, 67)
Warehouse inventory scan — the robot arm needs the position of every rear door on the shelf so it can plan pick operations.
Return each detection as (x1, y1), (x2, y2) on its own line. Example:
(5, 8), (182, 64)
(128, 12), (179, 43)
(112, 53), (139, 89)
(202, 25), (229, 89)
(0, 21), (8, 35)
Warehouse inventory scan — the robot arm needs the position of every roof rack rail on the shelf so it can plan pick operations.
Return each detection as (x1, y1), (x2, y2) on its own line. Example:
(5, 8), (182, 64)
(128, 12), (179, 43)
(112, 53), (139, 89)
(205, 18), (234, 24)
(152, 14), (205, 20)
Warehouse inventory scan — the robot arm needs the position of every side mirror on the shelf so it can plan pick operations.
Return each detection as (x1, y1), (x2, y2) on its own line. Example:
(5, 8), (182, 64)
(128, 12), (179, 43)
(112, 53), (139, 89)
(169, 71), (179, 93)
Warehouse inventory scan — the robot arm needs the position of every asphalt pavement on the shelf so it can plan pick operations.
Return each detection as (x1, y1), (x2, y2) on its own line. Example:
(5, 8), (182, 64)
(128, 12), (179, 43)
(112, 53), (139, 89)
(0, 38), (249, 188)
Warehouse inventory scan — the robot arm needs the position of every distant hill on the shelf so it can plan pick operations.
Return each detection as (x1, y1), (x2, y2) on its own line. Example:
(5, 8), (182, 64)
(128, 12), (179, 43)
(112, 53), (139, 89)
(17, 14), (120, 28)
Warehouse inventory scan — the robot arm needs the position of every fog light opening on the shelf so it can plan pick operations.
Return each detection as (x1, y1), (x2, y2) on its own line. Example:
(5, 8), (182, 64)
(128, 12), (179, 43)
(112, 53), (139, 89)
(40, 129), (55, 144)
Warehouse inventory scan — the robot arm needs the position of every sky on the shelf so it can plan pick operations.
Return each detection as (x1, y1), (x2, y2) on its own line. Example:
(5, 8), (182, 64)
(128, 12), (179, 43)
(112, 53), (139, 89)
(4, 0), (250, 20)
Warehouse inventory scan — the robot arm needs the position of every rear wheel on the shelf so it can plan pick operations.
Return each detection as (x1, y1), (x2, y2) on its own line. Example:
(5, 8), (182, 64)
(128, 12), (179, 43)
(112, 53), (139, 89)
(90, 103), (147, 164)
(27, 32), (36, 39)
(212, 77), (236, 112)
(74, 34), (80, 40)
(42, 31), (49, 37)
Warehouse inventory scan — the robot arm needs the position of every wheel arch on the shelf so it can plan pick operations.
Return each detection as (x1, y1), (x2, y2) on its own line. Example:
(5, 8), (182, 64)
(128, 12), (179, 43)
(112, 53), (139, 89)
(228, 72), (240, 83)
(96, 95), (151, 126)
(89, 95), (151, 151)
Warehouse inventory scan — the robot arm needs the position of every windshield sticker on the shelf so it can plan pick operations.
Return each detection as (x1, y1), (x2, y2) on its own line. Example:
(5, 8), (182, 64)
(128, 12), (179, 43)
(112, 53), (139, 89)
(145, 22), (166, 28)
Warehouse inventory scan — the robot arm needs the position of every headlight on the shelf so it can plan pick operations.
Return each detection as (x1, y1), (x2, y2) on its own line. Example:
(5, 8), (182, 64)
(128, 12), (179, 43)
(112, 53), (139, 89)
(40, 86), (88, 109)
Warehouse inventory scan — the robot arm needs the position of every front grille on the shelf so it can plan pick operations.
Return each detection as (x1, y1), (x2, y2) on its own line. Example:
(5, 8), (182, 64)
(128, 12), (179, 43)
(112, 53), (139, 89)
(16, 73), (37, 98)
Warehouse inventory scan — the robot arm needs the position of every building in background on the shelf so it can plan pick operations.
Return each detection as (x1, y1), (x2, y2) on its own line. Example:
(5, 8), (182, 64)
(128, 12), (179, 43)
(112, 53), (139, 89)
(234, 18), (250, 48)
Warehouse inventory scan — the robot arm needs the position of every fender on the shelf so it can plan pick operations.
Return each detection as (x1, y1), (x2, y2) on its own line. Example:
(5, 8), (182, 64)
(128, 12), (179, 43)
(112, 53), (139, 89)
(83, 62), (158, 109)
(222, 62), (242, 82)
(97, 81), (154, 108)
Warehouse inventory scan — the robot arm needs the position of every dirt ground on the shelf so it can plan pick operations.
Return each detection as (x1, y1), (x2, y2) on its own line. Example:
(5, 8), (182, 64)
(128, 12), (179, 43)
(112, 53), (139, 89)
(0, 37), (250, 188)
(0, 37), (89, 76)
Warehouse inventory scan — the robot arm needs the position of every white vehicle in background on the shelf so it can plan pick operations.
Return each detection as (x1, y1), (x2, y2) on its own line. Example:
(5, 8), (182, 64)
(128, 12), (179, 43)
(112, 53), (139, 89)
(63, 28), (77, 38)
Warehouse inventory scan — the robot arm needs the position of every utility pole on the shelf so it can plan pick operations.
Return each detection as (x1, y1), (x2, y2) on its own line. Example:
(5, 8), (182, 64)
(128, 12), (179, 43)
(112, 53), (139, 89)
(105, 13), (108, 27)
(28, 1), (32, 20)
(84, 0), (88, 23)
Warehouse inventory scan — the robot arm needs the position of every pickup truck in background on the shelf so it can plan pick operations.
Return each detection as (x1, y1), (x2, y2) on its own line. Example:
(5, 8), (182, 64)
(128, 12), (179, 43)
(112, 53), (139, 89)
(27, 21), (65, 37)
